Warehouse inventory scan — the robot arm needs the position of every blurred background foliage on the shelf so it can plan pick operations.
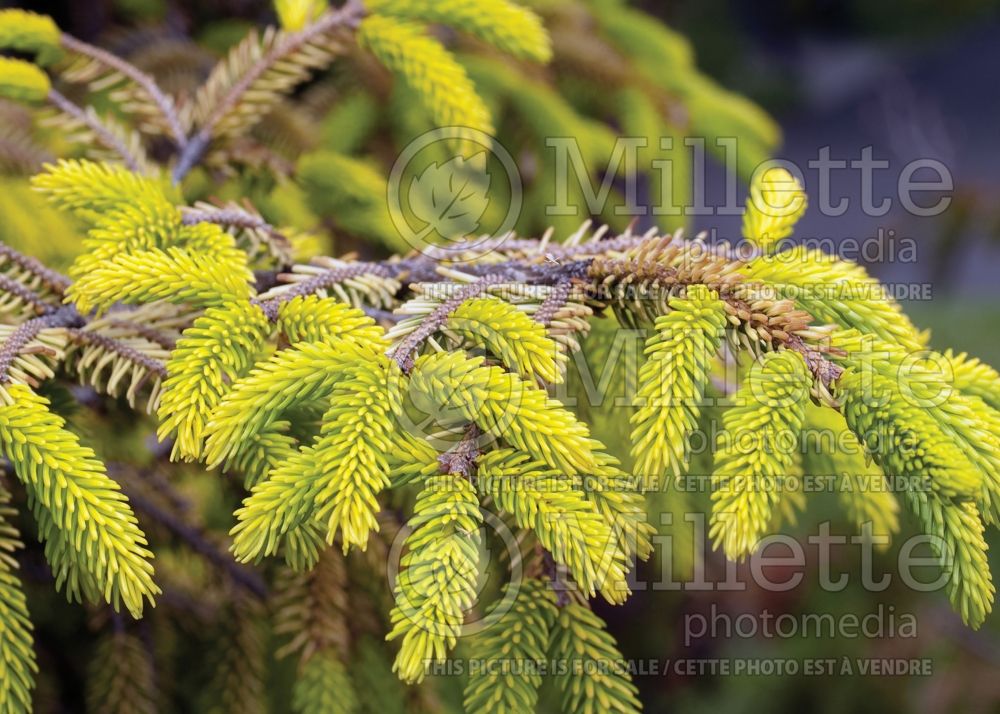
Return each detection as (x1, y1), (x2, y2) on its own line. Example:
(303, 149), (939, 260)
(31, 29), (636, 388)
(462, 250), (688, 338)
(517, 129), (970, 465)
(3, 0), (1000, 712)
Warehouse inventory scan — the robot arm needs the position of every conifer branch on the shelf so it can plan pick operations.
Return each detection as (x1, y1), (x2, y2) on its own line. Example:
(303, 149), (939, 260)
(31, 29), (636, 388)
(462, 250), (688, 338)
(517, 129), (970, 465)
(0, 307), (82, 385)
(437, 423), (481, 479)
(252, 262), (393, 320)
(99, 317), (178, 351)
(0, 274), (52, 315)
(59, 33), (187, 149)
(389, 275), (505, 372)
(67, 329), (168, 379)
(0, 483), (35, 712)
(0, 5), (997, 695)
(464, 578), (557, 710)
(549, 602), (641, 714)
(47, 89), (145, 173)
(85, 625), (157, 714)
(181, 204), (292, 262)
(0, 384), (158, 617)
(180, 206), (278, 234)
(0, 123), (51, 173)
(172, 0), (366, 183)
(534, 280), (574, 326)
(0, 241), (71, 295)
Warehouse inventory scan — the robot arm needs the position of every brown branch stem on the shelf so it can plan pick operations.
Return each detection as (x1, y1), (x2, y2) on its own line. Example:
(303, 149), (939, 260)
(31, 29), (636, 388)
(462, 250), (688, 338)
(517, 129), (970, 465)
(0, 242), (72, 295)
(0, 307), (83, 384)
(0, 274), (56, 314)
(438, 424), (482, 480)
(251, 262), (393, 320)
(389, 275), (507, 373)
(67, 329), (168, 378)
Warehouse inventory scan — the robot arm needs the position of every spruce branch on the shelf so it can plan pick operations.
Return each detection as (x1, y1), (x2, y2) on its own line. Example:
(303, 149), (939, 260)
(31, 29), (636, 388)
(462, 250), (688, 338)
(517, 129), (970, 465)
(0, 273), (54, 315)
(0, 121), (52, 173)
(181, 205), (281, 236)
(437, 423), (482, 479)
(181, 204), (292, 263)
(0, 240), (72, 295)
(99, 317), (178, 351)
(273, 549), (350, 662)
(549, 602), (641, 714)
(67, 329), (167, 376)
(464, 578), (556, 711)
(389, 274), (505, 372)
(66, 333), (168, 412)
(59, 32), (187, 149)
(47, 88), (146, 173)
(415, 223), (651, 262)
(0, 306), (82, 385)
(252, 261), (393, 320)
(534, 280), (574, 326)
(0, 482), (35, 711)
(585, 236), (844, 397)
(172, 0), (366, 183)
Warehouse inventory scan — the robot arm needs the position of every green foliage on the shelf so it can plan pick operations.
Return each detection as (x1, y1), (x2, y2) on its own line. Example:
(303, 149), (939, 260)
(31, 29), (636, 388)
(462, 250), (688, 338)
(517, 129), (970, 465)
(0, 4), (995, 712)
(358, 15), (494, 142)
(0, 180), (80, 268)
(273, 549), (356, 714)
(477, 449), (629, 603)
(187, 20), (343, 152)
(274, 0), (324, 32)
(0, 384), (157, 617)
(0, 10), (61, 65)
(904, 491), (993, 628)
(630, 286), (727, 487)
(86, 629), (157, 714)
(709, 350), (811, 560)
(204, 333), (385, 467)
(0, 59), (50, 104)
(946, 348), (1000, 412)
(463, 579), (557, 712)
(587, 1), (777, 181)
(832, 331), (994, 504)
(742, 167), (807, 249)
(408, 350), (598, 475)
(158, 300), (271, 460)
(832, 331), (998, 626)
(743, 246), (924, 352)
(0, 485), (35, 714)
(614, 87), (689, 230)
(350, 636), (407, 714)
(445, 297), (565, 384)
(800, 403), (900, 542)
(292, 652), (357, 714)
(228, 341), (396, 561)
(69, 246), (252, 315)
(387, 474), (482, 683)
(367, 0), (552, 62)
(296, 151), (408, 253)
(277, 295), (385, 345)
(29, 160), (173, 218)
(549, 603), (641, 714)
(199, 595), (269, 714)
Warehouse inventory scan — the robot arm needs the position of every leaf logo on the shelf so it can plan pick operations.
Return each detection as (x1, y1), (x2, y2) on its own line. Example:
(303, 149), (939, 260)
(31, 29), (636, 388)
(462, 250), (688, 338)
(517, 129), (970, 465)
(408, 152), (491, 242)
(388, 127), (522, 257)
